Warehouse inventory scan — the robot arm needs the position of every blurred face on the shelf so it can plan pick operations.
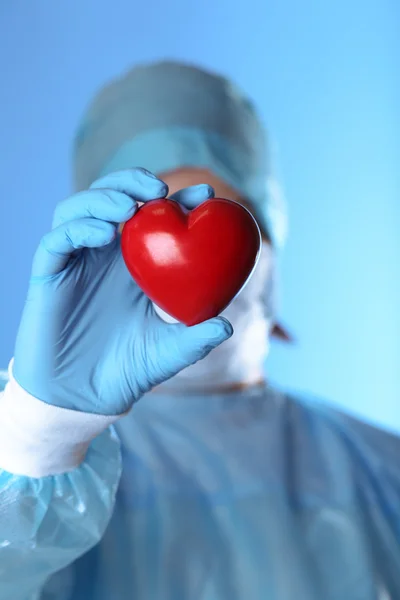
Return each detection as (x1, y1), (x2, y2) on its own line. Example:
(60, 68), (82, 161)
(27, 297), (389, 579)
(156, 167), (291, 354)
(158, 167), (269, 242)
(157, 167), (291, 348)
(152, 167), (274, 392)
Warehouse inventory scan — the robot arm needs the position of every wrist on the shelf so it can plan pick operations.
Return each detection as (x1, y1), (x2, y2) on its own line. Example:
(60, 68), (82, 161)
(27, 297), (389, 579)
(0, 360), (123, 477)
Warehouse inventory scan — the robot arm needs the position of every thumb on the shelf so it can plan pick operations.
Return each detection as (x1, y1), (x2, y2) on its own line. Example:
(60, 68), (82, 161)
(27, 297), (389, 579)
(158, 317), (233, 377)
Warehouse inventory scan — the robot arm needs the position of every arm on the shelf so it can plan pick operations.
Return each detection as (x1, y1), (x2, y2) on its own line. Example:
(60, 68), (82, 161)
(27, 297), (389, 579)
(0, 170), (231, 599)
(0, 368), (122, 600)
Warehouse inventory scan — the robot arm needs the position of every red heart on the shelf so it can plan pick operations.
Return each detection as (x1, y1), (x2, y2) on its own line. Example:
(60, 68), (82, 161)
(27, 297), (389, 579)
(121, 198), (261, 326)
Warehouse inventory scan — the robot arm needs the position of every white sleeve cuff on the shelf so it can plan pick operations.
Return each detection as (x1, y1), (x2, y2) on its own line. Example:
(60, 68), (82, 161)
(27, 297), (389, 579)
(0, 360), (122, 478)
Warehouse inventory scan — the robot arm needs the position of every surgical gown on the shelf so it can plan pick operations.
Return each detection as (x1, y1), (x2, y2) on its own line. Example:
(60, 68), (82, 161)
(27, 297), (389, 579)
(0, 370), (399, 600)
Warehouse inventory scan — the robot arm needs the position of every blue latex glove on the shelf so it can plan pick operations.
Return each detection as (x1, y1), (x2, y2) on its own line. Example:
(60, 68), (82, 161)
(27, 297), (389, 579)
(13, 169), (233, 415)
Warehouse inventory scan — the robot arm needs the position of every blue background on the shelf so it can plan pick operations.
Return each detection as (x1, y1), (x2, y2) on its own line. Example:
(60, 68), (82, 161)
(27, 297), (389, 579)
(0, 1), (398, 430)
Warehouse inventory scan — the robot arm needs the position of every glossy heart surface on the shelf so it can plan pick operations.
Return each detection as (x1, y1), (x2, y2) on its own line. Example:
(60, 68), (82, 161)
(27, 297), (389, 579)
(121, 198), (261, 325)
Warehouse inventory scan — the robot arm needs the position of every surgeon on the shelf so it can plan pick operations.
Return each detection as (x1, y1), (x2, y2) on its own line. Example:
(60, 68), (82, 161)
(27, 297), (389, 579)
(0, 61), (399, 600)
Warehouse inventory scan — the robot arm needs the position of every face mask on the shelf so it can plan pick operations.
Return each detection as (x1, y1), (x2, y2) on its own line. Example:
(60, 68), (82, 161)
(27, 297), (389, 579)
(154, 242), (275, 393)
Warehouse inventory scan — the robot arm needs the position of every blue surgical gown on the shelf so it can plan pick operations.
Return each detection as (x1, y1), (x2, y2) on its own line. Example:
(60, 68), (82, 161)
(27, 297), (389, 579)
(0, 372), (399, 600)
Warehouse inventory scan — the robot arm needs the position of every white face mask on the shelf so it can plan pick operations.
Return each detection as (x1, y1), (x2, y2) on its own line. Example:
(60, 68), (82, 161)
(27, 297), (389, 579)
(154, 242), (275, 393)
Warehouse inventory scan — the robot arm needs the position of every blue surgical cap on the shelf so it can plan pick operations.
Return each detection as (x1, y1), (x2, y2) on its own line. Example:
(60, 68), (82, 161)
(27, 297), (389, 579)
(73, 61), (287, 248)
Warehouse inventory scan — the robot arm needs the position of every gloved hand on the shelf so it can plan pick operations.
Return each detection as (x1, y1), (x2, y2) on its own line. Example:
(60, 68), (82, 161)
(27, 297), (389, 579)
(13, 168), (233, 415)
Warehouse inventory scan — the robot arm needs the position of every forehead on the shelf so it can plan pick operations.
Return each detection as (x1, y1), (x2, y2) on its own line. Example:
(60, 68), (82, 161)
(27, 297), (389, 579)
(158, 167), (249, 208)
